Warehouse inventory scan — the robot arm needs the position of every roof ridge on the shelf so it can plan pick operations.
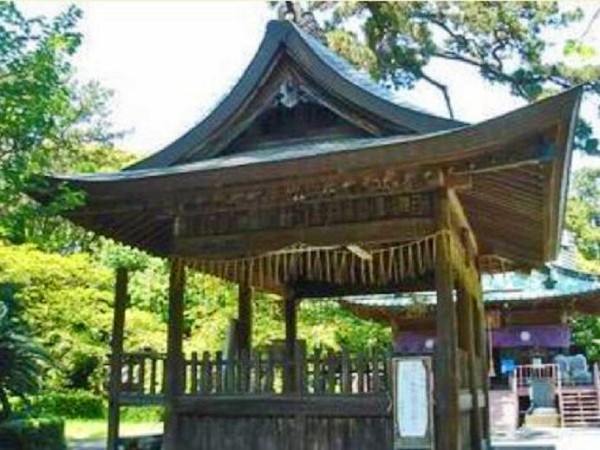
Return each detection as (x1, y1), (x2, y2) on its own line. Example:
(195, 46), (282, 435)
(279, 19), (458, 122)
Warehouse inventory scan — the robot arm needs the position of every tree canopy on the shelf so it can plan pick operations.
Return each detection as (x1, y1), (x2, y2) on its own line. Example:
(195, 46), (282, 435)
(303, 1), (600, 153)
(0, 2), (129, 251)
(565, 168), (600, 359)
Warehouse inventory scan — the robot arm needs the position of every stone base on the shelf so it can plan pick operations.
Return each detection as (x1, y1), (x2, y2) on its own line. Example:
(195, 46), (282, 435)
(524, 408), (561, 428)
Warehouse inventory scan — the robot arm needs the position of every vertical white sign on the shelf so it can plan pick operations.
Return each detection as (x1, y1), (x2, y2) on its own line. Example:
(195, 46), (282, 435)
(396, 359), (429, 437)
(393, 356), (434, 449)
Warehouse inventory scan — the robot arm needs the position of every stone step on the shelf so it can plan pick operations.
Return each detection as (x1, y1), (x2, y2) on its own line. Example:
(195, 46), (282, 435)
(563, 422), (600, 427)
(564, 414), (600, 417)
(564, 417), (600, 420)
(562, 406), (599, 410)
(559, 389), (600, 428)
(563, 418), (600, 423)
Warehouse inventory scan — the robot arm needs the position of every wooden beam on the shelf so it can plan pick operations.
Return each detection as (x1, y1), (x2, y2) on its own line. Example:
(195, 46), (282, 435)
(292, 275), (435, 299)
(163, 259), (186, 450)
(237, 273), (253, 357)
(434, 189), (460, 450)
(448, 188), (478, 257)
(284, 287), (297, 393)
(107, 268), (128, 450)
(173, 217), (435, 259)
(174, 393), (390, 417)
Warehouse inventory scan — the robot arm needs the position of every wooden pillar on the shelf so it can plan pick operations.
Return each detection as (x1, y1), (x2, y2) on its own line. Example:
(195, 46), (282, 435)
(107, 268), (128, 450)
(163, 259), (186, 450)
(474, 293), (492, 448)
(284, 287), (297, 393)
(237, 277), (253, 357)
(434, 189), (460, 450)
(458, 286), (483, 450)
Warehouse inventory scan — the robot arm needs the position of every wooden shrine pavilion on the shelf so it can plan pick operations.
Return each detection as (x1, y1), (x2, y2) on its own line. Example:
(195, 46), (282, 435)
(33, 19), (582, 450)
(341, 246), (600, 429)
(341, 260), (600, 377)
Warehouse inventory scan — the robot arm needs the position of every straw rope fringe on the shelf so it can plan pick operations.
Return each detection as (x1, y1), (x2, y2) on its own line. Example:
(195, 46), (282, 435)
(186, 230), (467, 288)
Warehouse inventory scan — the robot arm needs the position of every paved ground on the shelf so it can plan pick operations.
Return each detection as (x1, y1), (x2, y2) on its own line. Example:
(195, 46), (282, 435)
(70, 428), (600, 450)
(492, 427), (600, 449)
(69, 441), (104, 450)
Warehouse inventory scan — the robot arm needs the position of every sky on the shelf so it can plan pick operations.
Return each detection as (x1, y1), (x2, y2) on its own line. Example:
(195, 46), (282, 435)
(16, 1), (600, 168)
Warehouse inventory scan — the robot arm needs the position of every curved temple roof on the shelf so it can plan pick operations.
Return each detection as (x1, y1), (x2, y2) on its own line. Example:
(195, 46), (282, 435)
(32, 20), (583, 278)
(128, 20), (465, 170)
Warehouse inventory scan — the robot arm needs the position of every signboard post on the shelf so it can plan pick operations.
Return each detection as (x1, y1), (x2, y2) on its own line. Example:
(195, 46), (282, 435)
(392, 356), (435, 449)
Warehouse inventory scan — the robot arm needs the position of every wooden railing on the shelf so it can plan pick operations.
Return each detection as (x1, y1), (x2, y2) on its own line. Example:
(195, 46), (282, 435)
(513, 363), (561, 390)
(120, 352), (166, 397)
(117, 349), (390, 398)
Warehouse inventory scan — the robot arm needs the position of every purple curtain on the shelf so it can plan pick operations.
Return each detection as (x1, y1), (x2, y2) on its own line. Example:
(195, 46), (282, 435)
(393, 332), (436, 354)
(393, 325), (570, 354)
(491, 325), (570, 348)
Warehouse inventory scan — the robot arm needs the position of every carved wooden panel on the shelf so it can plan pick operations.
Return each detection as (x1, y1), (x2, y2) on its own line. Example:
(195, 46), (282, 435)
(179, 192), (432, 238)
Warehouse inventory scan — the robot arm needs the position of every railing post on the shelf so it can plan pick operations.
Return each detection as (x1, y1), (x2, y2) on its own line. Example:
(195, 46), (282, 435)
(341, 348), (351, 394)
(237, 271), (253, 358)
(284, 287), (298, 393)
(190, 352), (198, 394)
(150, 355), (158, 395)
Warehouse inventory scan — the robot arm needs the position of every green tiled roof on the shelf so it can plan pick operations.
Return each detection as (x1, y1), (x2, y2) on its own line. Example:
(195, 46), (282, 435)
(343, 264), (600, 308)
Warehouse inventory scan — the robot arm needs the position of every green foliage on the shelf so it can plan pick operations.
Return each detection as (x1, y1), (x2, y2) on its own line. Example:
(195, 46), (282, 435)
(310, 1), (600, 153)
(0, 242), (113, 391)
(572, 315), (600, 362)
(298, 301), (391, 353)
(120, 406), (163, 423)
(0, 239), (391, 394)
(0, 2), (133, 251)
(565, 168), (600, 359)
(0, 416), (65, 450)
(13, 391), (104, 420)
(0, 241), (166, 392)
(0, 285), (49, 420)
(566, 168), (600, 261)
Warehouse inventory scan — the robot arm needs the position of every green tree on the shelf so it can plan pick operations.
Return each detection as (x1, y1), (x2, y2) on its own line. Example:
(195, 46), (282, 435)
(298, 1), (600, 153)
(0, 2), (129, 250)
(566, 167), (600, 261)
(565, 168), (600, 359)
